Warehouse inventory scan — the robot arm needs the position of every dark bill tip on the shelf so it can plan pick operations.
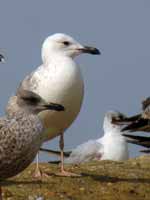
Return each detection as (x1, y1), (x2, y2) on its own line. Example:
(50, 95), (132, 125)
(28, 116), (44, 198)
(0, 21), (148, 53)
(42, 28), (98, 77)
(0, 54), (5, 63)
(45, 103), (65, 112)
(80, 46), (101, 55)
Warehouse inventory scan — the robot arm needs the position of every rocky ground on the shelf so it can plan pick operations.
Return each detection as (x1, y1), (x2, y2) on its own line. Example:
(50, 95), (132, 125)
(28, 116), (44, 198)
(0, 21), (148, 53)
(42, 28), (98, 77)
(1, 155), (150, 200)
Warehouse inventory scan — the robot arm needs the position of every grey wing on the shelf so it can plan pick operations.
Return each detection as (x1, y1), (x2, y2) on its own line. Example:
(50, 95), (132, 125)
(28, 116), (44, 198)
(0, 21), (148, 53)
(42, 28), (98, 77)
(40, 148), (71, 157)
(5, 96), (18, 117)
(6, 67), (40, 117)
(18, 72), (37, 91)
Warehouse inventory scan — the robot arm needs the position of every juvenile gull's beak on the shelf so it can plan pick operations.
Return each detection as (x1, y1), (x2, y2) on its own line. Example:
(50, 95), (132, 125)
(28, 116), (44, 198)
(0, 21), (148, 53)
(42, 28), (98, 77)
(43, 102), (65, 111)
(79, 46), (101, 55)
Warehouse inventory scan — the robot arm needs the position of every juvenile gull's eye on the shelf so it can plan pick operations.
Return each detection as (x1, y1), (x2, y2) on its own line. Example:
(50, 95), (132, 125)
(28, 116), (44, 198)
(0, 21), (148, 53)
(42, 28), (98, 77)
(63, 41), (70, 46)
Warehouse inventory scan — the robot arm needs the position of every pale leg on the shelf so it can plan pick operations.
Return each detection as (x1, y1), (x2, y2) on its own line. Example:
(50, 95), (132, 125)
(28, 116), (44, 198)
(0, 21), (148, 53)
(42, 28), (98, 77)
(32, 153), (42, 178)
(56, 133), (81, 177)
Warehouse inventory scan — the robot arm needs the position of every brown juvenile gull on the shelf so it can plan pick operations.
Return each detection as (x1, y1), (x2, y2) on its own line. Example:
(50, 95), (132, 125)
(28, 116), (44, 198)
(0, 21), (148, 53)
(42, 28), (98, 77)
(0, 89), (64, 199)
(10, 33), (100, 177)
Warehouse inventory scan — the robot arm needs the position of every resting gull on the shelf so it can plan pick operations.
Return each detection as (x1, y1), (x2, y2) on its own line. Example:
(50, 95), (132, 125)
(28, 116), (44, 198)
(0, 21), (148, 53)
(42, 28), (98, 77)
(11, 33), (100, 177)
(40, 111), (129, 164)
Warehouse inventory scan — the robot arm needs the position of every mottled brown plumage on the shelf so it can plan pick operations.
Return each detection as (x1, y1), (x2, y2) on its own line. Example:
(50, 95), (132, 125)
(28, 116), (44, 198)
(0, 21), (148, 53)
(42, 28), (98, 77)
(0, 90), (64, 179)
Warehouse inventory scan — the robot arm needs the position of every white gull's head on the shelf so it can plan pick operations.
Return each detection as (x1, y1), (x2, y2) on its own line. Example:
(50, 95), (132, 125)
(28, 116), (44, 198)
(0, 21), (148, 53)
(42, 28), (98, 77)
(103, 111), (127, 133)
(42, 33), (100, 63)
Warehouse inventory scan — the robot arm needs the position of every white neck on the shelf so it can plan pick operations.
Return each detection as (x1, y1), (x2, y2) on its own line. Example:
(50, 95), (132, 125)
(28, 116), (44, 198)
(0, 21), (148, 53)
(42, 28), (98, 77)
(103, 119), (122, 136)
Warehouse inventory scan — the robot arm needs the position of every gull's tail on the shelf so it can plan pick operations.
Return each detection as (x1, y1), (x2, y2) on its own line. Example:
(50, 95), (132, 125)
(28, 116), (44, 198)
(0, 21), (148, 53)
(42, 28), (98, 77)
(124, 133), (150, 149)
(40, 148), (71, 157)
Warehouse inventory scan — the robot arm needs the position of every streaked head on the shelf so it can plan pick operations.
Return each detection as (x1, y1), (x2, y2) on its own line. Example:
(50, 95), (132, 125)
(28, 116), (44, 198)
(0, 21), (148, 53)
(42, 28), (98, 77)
(42, 33), (100, 62)
(103, 111), (127, 133)
(17, 89), (65, 114)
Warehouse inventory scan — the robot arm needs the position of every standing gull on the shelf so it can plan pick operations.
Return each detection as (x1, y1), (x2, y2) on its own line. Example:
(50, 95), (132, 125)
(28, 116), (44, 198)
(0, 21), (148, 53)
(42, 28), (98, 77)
(40, 111), (129, 164)
(13, 33), (100, 176)
(0, 89), (64, 199)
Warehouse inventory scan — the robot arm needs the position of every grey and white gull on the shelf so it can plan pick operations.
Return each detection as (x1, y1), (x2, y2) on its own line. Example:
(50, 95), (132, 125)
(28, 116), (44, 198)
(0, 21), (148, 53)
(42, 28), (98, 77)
(40, 111), (129, 164)
(11, 33), (100, 176)
(0, 89), (64, 199)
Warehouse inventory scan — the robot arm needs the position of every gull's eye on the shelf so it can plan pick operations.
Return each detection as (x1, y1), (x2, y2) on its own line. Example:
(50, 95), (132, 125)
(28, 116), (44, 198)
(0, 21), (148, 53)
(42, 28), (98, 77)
(63, 41), (70, 46)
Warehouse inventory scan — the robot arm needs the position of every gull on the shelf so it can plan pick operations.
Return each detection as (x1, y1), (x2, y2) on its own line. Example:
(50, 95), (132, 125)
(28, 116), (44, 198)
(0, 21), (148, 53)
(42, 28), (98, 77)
(40, 111), (129, 164)
(11, 33), (100, 177)
(0, 89), (64, 199)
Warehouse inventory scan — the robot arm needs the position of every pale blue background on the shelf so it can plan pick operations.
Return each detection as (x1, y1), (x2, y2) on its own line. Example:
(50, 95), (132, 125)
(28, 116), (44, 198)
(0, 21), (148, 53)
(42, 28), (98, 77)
(0, 0), (150, 160)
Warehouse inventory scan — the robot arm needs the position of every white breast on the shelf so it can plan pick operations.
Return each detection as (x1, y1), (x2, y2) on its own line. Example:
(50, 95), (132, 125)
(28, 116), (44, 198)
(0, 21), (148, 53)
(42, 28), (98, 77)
(99, 134), (129, 161)
(28, 57), (84, 140)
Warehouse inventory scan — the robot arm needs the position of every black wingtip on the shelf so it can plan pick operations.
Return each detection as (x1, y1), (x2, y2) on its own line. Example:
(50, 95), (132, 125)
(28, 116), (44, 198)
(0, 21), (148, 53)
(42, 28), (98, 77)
(140, 149), (150, 153)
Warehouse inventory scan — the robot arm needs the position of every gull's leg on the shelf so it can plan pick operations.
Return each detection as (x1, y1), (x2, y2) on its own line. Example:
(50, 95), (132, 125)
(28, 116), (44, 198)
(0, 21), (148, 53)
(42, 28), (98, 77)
(32, 153), (42, 178)
(56, 133), (81, 177)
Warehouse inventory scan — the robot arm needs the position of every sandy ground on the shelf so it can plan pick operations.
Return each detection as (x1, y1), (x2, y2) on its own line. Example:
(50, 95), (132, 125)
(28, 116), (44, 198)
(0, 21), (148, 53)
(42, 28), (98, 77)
(1, 155), (150, 199)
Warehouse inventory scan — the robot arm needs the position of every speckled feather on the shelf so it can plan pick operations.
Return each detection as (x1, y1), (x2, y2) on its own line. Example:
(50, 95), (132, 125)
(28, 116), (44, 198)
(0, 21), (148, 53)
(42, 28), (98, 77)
(0, 110), (43, 179)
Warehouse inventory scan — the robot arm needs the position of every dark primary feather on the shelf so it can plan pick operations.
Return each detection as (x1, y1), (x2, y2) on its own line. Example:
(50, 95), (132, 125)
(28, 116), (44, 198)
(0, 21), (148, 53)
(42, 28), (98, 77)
(40, 147), (71, 157)
(112, 114), (141, 126)
(124, 133), (150, 148)
(122, 118), (149, 132)
(113, 97), (150, 132)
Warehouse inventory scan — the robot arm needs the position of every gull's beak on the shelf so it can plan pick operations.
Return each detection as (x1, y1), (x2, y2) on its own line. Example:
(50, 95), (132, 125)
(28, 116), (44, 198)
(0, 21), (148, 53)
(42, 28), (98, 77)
(43, 102), (65, 112)
(79, 46), (101, 55)
(0, 54), (5, 63)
